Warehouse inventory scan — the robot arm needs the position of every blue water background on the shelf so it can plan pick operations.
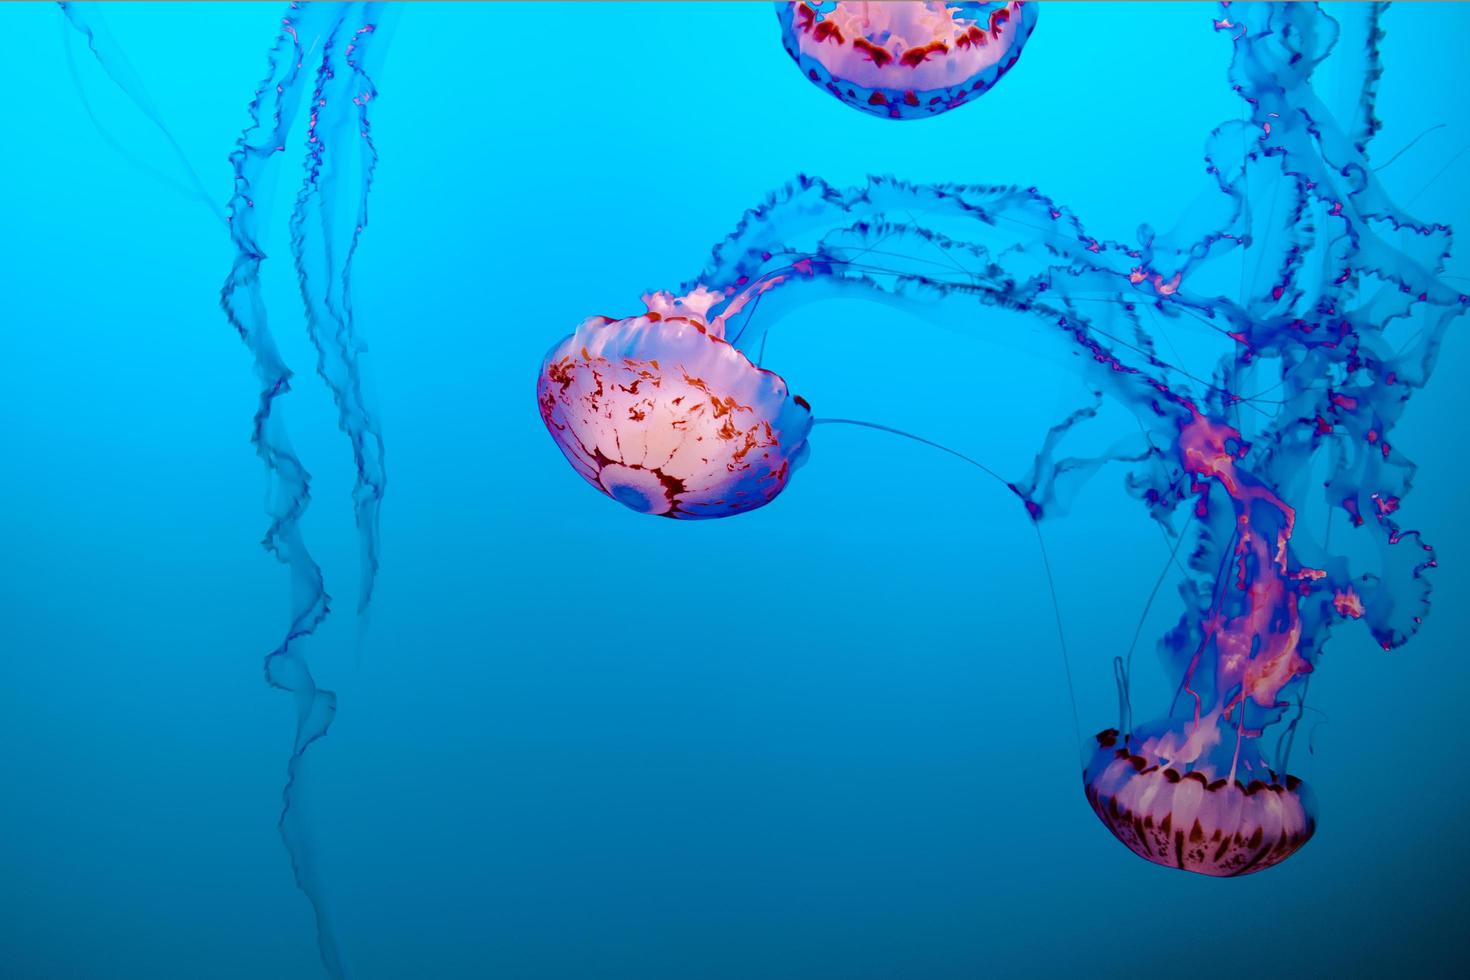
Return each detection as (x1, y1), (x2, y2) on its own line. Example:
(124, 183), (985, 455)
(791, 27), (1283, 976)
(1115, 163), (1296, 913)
(4, 3), (1469, 977)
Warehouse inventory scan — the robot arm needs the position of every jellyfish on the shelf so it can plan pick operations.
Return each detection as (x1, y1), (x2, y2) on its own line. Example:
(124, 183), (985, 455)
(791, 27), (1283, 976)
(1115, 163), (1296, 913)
(62, 1), (395, 971)
(774, 1), (1039, 120)
(538, 285), (814, 518)
(540, 2), (1465, 875)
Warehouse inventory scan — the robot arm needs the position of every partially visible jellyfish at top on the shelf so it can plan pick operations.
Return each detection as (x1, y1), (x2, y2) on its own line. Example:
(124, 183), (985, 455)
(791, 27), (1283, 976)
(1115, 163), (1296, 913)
(61, 2), (395, 974)
(774, 1), (1039, 119)
(540, 1), (1466, 876)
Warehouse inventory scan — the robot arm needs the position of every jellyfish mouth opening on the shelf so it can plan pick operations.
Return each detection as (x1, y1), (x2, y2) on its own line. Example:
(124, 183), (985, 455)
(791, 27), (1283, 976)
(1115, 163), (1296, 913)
(1083, 729), (1315, 877)
(597, 462), (683, 517)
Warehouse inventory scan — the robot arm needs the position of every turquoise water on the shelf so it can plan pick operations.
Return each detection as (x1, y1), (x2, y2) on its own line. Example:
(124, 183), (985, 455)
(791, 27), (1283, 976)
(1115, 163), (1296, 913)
(4, 3), (1469, 977)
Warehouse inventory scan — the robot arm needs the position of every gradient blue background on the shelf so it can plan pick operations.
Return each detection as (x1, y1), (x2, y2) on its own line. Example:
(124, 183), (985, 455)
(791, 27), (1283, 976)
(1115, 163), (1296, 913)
(4, 3), (1469, 978)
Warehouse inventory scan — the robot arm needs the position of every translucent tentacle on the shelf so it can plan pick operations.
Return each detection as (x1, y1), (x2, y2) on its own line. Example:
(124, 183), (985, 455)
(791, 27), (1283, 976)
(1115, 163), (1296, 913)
(57, 1), (225, 221)
(288, 4), (392, 613)
(219, 4), (365, 976)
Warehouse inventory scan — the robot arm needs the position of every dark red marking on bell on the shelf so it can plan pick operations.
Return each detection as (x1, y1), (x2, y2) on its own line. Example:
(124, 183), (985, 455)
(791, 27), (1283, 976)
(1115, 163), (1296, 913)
(852, 37), (892, 67)
(813, 19), (843, 44)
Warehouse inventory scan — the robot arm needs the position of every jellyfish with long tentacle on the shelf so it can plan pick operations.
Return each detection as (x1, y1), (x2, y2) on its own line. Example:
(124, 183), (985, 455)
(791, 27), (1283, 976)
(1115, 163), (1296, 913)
(774, 2), (1039, 120)
(62, 1), (395, 971)
(540, 1), (1465, 875)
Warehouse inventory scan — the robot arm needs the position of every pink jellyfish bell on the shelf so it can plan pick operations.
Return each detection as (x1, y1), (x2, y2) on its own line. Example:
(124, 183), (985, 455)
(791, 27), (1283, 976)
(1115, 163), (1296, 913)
(537, 285), (814, 519)
(776, 2), (1039, 120)
(1084, 722), (1316, 877)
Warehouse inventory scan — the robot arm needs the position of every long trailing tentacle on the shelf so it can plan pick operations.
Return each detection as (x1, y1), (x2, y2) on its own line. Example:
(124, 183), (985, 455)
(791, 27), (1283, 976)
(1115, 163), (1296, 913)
(219, 4), (373, 977)
(68, 0), (396, 969)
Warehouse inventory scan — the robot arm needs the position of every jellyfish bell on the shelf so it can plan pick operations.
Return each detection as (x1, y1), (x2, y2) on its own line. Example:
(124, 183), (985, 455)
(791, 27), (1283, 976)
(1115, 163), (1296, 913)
(1083, 717), (1316, 877)
(537, 286), (814, 519)
(775, 1), (1039, 120)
